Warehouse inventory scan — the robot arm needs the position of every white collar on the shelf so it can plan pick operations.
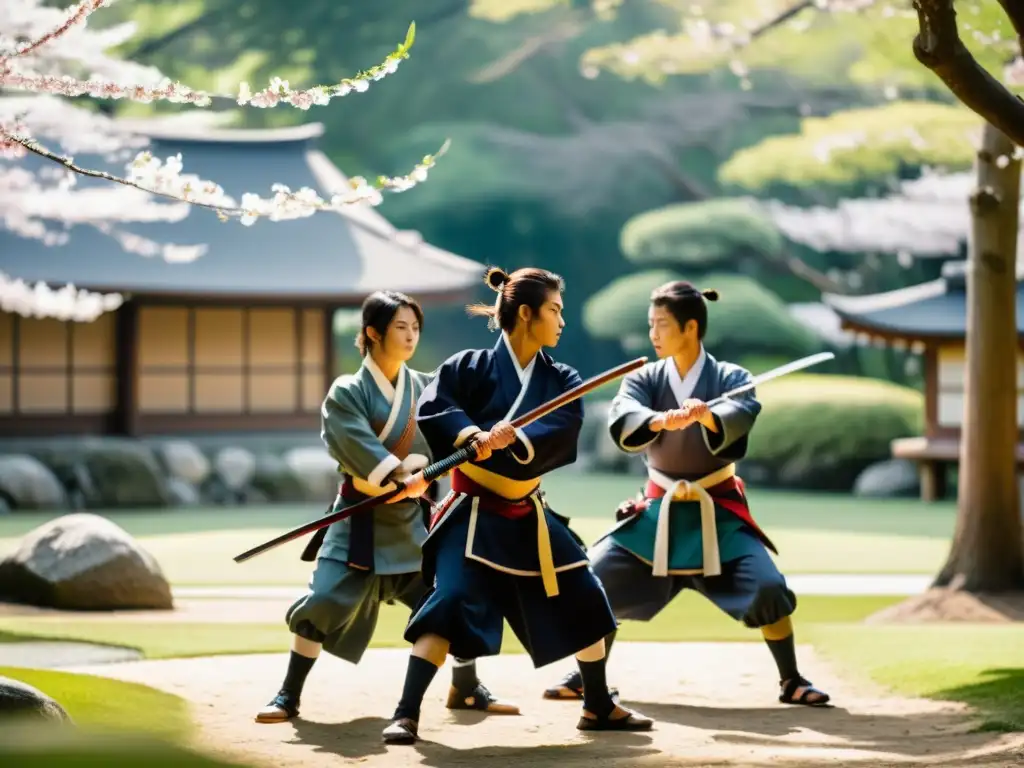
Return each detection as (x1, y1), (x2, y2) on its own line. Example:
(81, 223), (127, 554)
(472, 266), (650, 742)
(364, 354), (404, 404)
(666, 346), (706, 405)
(501, 331), (536, 383)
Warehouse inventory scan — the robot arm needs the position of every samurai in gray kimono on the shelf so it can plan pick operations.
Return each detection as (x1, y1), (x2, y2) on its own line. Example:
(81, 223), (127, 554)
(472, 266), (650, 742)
(542, 281), (832, 708)
(256, 291), (517, 723)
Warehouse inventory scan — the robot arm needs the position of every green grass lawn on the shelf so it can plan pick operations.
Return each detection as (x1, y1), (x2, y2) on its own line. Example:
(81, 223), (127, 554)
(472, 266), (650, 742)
(806, 624), (1024, 731)
(0, 470), (956, 584)
(0, 666), (191, 739)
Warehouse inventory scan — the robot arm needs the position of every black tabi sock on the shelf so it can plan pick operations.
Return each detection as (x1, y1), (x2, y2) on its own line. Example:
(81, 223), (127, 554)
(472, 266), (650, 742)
(281, 651), (316, 698)
(565, 631), (615, 690)
(765, 633), (799, 682)
(577, 658), (616, 718)
(394, 655), (440, 722)
(451, 657), (479, 692)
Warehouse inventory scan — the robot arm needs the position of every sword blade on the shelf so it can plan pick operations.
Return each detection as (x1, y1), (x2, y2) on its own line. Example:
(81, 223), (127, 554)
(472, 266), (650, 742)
(706, 351), (835, 406)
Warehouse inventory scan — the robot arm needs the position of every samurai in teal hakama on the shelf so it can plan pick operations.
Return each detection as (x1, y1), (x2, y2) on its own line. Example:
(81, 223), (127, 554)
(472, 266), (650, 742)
(542, 280), (832, 709)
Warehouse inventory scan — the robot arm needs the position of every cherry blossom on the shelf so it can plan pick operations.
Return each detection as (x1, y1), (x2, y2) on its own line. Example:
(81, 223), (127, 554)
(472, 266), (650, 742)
(0, 1), (439, 320)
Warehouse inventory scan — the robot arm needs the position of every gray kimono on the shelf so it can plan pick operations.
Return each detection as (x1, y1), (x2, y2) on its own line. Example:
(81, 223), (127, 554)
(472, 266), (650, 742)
(596, 348), (776, 575)
(318, 356), (434, 574)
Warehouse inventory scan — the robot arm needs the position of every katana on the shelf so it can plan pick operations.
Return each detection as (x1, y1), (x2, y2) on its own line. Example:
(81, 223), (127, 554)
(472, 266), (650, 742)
(233, 355), (648, 563)
(706, 351), (835, 407)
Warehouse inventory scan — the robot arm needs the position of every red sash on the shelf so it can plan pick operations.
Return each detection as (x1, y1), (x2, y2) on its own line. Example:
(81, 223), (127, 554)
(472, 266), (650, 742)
(430, 469), (536, 528)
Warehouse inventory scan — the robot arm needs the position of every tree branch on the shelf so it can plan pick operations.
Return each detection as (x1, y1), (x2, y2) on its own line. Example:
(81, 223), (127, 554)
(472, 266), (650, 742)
(741, 0), (814, 45)
(913, 0), (1024, 146)
(468, 16), (585, 83)
(3, 131), (447, 225)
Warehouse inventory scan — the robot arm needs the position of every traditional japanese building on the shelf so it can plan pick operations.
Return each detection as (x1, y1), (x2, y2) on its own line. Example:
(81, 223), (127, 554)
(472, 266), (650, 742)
(823, 260), (1024, 501)
(0, 121), (481, 437)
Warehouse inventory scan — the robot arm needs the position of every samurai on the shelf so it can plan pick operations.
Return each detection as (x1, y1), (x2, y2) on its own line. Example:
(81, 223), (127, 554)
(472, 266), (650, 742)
(541, 280), (832, 709)
(380, 267), (654, 745)
(255, 290), (517, 724)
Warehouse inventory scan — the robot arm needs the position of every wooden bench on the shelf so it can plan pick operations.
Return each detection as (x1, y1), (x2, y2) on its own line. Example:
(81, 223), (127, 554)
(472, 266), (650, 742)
(891, 436), (1024, 502)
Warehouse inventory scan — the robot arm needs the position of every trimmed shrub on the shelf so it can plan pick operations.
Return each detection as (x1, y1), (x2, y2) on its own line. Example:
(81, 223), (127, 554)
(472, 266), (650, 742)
(620, 198), (783, 269)
(745, 373), (924, 490)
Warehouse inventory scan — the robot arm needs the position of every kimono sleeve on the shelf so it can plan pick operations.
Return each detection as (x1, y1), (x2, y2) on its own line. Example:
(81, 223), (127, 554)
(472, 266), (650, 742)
(320, 381), (401, 486)
(701, 364), (761, 459)
(607, 366), (661, 453)
(503, 363), (584, 476)
(415, 352), (483, 455)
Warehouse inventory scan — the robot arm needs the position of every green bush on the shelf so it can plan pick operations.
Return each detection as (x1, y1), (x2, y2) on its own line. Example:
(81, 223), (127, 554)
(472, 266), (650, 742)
(701, 273), (823, 359)
(745, 373), (924, 490)
(718, 102), (978, 199)
(620, 198), (783, 269)
(582, 269), (679, 348)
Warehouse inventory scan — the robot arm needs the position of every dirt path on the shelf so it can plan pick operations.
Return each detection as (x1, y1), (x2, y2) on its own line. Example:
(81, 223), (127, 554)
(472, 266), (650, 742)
(66, 642), (1024, 768)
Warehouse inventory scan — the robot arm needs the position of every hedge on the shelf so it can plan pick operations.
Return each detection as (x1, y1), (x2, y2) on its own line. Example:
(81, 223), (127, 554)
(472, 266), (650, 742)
(619, 198), (783, 270)
(745, 373), (924, 490)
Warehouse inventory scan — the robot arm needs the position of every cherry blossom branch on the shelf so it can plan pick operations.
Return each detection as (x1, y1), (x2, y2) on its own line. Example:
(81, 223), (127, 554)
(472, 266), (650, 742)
(3, 130), (451, 225)
(3, 0), (107, 60)
(912, 0), (1024, 146)
(1, 22), (418, 111)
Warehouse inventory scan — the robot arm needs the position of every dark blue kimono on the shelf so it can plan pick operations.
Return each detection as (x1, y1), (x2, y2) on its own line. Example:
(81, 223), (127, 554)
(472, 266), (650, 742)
(404, 334), (618, 667)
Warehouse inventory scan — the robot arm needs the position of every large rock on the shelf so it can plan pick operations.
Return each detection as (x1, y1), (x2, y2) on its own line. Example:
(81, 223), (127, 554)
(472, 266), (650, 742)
(853, 459), (920, 498)
(282, 446), (339, 501)
(28, 439), (170, 508)
(0, 676), (72, 723)
(0, 455), (67, 510)
(250, 453), (308, 503)
(165, 477), (201, 507)
(0, 513), (173, 610)
(155, 441), (210, 486)
(213, 447), (256, 492)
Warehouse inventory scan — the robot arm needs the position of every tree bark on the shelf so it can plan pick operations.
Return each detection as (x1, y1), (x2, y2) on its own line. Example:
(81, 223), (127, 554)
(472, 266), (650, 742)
(933, 122), (1023, 591)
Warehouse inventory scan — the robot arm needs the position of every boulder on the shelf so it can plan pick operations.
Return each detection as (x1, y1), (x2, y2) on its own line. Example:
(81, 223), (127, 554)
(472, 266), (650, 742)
(28, 439), (169, 508)
(155, 441), (210, 486)
(165, 477), (201, 507)
(0, 676), (71, 723)
(853, 459), (920, 498)
(213, 447), (256, 492)
(282, 446), (339, 501)
(0, 455), (68, 510)
(198, 474), (236, 506)
(0, 513), (173, 610)
(250, 453), (308, 503)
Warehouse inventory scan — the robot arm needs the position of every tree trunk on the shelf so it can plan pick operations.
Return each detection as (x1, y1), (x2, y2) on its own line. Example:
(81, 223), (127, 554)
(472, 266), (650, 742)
(933, 122), (1023, 591)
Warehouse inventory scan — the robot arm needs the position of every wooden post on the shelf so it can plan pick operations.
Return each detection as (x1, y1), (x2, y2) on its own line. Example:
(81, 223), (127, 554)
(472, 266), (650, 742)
(114, 301), (139, 436)
(323, 305), (336, 394)
(934, 123), (1023, 591)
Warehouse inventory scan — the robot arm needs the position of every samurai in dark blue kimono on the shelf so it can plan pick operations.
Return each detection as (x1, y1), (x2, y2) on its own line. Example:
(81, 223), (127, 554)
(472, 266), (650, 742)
(381, 267), (655, 745)
(255, 291), (516, 725)
(541, 280), (832, 709)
